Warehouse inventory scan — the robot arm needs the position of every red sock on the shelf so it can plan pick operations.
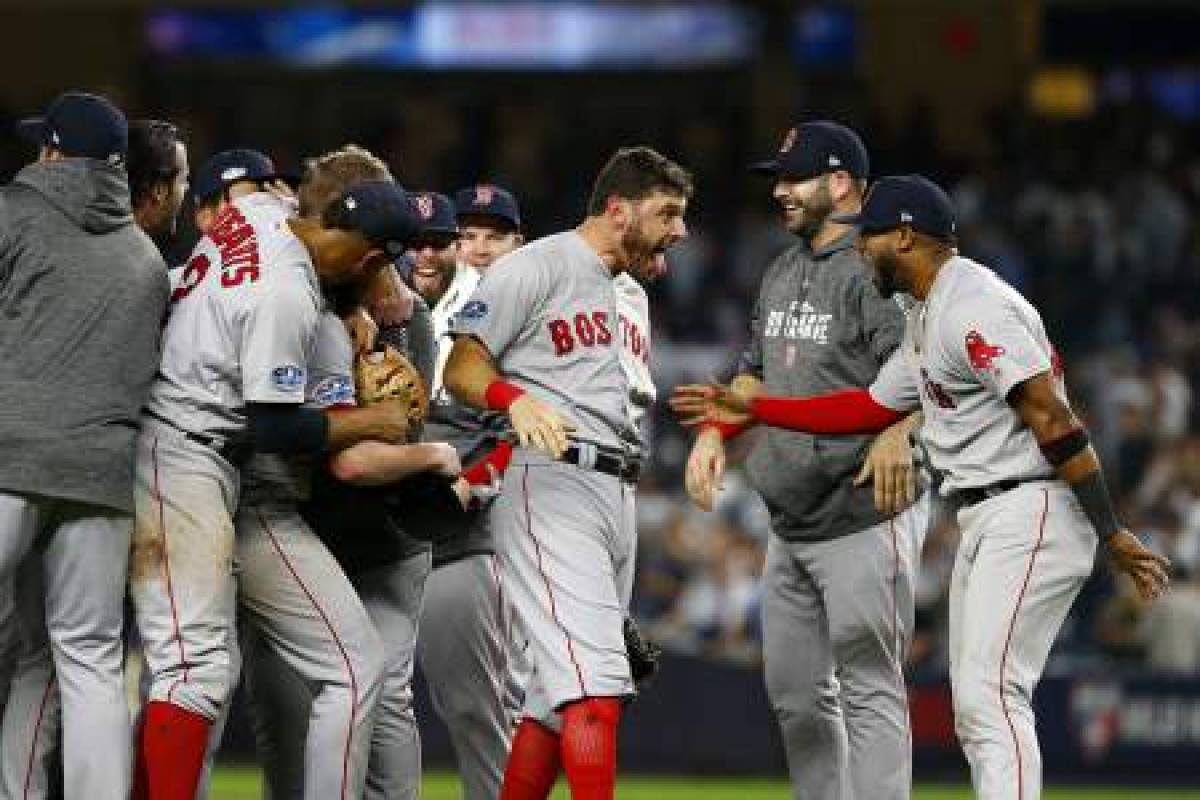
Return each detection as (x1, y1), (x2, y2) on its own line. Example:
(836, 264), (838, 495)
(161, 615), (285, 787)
(139, 700), (211, 800)
(560, 698), (622, 800)
(501, 718), (562, 800)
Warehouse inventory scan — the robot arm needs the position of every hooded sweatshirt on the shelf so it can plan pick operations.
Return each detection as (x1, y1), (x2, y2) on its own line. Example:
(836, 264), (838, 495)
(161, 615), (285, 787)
(0, 159), (169, 514)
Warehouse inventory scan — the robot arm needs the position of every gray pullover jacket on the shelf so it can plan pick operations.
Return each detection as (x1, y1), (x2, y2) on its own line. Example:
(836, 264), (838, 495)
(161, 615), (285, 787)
(738, 231), (907, 542)
(0, 159), (169, 514)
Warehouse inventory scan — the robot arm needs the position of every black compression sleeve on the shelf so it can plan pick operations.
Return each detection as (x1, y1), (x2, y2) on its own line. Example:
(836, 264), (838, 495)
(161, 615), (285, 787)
(246, 403), (329, 455)
(1069, 470), (1120, 542)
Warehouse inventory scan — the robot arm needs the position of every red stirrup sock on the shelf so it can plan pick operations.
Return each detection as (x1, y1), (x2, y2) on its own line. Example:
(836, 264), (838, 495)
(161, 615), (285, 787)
(500, 718), (562, 800)
(561, 697), (622, 800)
(139, 700), (211, 800)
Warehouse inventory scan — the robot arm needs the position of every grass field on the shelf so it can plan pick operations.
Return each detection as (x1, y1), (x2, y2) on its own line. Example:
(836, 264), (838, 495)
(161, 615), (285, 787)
(207, 768), (1200, 799)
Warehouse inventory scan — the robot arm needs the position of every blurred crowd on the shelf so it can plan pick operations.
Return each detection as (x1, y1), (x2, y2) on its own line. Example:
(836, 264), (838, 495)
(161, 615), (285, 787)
(3, 78), (1197, 676)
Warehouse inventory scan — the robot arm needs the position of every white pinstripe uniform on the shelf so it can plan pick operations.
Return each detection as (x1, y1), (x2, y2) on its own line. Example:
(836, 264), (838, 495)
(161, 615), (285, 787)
(869, 255), (1096, 800)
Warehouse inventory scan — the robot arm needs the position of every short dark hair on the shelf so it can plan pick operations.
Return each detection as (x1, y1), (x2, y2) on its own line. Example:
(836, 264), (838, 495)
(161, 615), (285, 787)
(127, 119), (181, 210)
(586, 146), (693, 217)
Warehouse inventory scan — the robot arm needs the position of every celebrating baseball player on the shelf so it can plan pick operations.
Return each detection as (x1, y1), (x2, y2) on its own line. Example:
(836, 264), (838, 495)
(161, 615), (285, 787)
(672, 174), (1170, 800)
(129, 146), (419, 798)
(675, 121), (927, 800)
(406, 184), (526, 800)
(0, 92), (170, 800)
(444, 147), (691, 800)
(238, 147), (449, 800)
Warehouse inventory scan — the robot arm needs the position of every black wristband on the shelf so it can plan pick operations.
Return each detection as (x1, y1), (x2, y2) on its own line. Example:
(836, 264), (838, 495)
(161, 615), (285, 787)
(1040, 427), (1089, 467)
(1069, 470), (1120, 542)
(247, 403), (330, 455)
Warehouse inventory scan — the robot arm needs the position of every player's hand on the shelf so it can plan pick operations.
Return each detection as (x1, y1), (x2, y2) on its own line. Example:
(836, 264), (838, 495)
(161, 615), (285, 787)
(509, 394), (575, 458)
(426, 442), (462, 478)
(670, 383), (753, 429)
(345, 307), (378, 357)
(685, 426), (726, 512)
(1106, 530), (1170, 602)
(855, 418), (917, 515)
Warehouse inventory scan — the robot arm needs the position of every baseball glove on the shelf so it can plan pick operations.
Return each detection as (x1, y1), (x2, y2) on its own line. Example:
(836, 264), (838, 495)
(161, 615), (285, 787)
(355, 345), (429, 427)
(624, 616), (662, 691)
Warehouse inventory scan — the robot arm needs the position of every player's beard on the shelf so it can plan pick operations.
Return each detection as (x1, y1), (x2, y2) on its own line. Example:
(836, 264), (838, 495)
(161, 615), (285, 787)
(870, 248), (904, 297)
(788, 181), (833, 241)
(622, 218), (670, 283)
(411, 254), (455, 306)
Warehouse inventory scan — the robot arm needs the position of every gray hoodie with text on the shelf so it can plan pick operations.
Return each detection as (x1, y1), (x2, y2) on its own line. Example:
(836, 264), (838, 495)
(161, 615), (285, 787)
(0, 159), (169, 514)
(738, 231), (907, 542)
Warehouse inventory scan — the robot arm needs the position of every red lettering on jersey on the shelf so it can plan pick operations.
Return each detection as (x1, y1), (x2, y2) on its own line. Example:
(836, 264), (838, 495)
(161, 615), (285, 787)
(965, 330), (1005, 372)
(209, 206), (261, 289)
(171, 253), (210, 303)
(592, 311), (612, 345)
(548, 319), (574, 356)
(574, 313), (596, 346)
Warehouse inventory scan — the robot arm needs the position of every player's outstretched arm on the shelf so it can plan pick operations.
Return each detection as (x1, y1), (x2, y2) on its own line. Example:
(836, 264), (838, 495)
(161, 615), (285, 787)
(1011, 371), (1170, 601)
(672, 383), (907, 436)
(329, 440), (460, 486)
(444, 335), (575, 458)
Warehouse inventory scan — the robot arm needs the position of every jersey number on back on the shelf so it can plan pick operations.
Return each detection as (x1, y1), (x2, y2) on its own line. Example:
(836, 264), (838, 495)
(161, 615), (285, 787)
(170, 206), (262, 304)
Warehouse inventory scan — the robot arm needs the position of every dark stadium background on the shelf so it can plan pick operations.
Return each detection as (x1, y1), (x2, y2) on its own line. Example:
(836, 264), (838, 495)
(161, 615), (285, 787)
(4, 0), (1200, 790)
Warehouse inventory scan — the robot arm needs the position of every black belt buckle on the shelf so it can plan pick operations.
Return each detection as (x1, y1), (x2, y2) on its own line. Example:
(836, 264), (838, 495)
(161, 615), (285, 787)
(565, 443), (642, 484)
(954, 479), (1023, 508)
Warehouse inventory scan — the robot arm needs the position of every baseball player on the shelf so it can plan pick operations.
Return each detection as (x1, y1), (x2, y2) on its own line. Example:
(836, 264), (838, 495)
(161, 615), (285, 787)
(443, 147), (691, 800)
(0, 117), (192, 800)
(407, 185), (525, 800)
(673, 175), (1170, 800)
(129, 165), (417, 799)
(674, 121), (927, 800)
(0, 92), (169, 799)
(238, 147), (445, 800)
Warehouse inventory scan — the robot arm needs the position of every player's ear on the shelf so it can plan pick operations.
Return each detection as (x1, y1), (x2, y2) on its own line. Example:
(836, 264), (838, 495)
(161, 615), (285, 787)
(605, 195), (631, 228)
(896, 225), (916, 253)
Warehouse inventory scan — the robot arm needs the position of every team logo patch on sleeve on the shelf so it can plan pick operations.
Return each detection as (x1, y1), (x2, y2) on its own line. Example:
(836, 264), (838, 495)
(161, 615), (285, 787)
(458, 300), (489, 321)
(271, 364), (306, 392)
(965, 330), (1006, 372)
(311, 375), (354, 407)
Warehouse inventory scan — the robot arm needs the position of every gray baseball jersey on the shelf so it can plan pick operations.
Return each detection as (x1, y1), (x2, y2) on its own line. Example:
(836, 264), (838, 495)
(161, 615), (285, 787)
(145, 192), (321, 441)
(450, 231), (637, 450)
(869, 255), (1096, 798)
(869, 255), (1058, 491)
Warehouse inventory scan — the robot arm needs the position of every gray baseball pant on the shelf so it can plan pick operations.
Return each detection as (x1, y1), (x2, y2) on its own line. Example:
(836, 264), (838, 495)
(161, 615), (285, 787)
(417, 553), (515, 800)
(243, 550), (430, 800)
(235, 503), (387, 800)
(0, 492), (132, 800)
(763, 494), (929, 800)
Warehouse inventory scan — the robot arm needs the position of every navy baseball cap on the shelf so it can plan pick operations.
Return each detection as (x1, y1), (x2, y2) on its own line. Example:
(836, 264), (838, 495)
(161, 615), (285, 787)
(454, 183), (521, 231)
(330, 180), (421, 257)
(750, 121), (869, 181)
(191, 148), (286, 204)
(832, 175), (957, 241)
(410, 192), (458, 238)
(17, 91), (127, 164)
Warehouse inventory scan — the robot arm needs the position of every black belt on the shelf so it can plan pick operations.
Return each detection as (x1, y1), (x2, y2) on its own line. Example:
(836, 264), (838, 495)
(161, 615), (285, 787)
(146, 411), (250, 465)
(562, 443), (643, 483)
(950, 479), (1029, 508)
